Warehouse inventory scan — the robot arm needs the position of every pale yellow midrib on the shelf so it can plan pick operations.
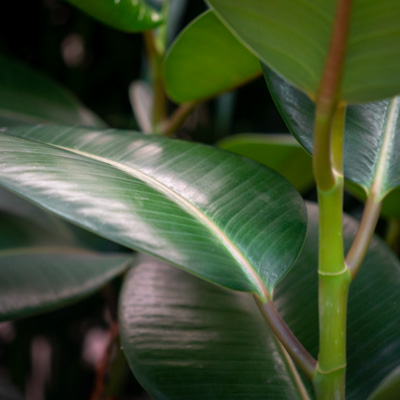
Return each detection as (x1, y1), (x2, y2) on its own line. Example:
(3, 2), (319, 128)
(51, 143), (268, 300)
(371, 97), (400, 200)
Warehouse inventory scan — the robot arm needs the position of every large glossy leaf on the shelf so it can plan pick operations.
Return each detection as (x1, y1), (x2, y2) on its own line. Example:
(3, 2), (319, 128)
(0, 125), (307, 300)
(207, 0), (400, 103)
(0, 54), (103, 127)
(274, 203), (400, 399)
(66, 0), (163, 32)
(264, 68), (400, 204)
(0, 208), (131, 321)
(217, 134), (314, 193)
(163, 10), (261, 103)
(120, 203), (400, 399)
(119, 255), (311, 400)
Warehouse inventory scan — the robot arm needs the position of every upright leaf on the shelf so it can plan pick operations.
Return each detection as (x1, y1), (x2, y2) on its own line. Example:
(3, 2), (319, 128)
(207, 0), (400, 103)
(0, 54), (103, 127)
(120, 255), (311, 400)
(164, 10), (261, 103)
(0, 125), (307, 300)
(217, 134), (313, 193)
(264, 68), (400, 204)
(66, 0), (163, 32)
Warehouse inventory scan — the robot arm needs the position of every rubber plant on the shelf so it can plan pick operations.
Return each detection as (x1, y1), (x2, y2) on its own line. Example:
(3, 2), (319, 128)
(1, 0), (400, 399)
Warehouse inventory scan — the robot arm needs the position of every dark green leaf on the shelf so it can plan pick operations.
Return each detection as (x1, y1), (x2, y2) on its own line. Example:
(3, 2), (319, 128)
(119, 255), (311, 400)
(0, 208), (130, 321)
(207, 0), (400, 103)
(0, 125), (307, 299)
(217, 134), (313, 193)
(368, 366), (400, 400)
(264, 68), (400, 204)
(275, 203), (400, 399)
(0, 54), (103, 127)
(66, 0), (163, 32)
(164, 10), (261, 103)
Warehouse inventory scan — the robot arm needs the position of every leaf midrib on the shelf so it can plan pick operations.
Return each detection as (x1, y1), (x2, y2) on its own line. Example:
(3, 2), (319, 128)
(18, 138), (268, 300)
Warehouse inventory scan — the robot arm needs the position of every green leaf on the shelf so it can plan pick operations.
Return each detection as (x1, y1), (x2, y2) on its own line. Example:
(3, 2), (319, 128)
(217, 134), (314, 193)
(66, 0), (163, 32)
(0, 54), (104, 127)
(274, 203), (400, 399)
(163, 10), (261, 103)
(0, 208), (130, 321)
(119, 255), (311, 400)
(368, 366), (400, 400)
(0, 125), (307, 300)
(264, 68), (400, 203)
(207, 0), (400, 103)
(120, 203), (400, 399)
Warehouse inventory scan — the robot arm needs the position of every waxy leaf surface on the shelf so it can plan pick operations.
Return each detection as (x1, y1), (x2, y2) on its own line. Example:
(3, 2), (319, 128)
(264, 68), (400, 203)
(217, 134), (313, 193)
(0, 54), (103, 127)
(0, 206), (130, 321)
(207, 0), (400, 103)
(121, 204), (400, 399)
(0, 125), (307, 300)
(275, 203), (400, 399)
(120, 255), (310, 400)
(164, 10), (261, 103)
(66, 0), (162, 32)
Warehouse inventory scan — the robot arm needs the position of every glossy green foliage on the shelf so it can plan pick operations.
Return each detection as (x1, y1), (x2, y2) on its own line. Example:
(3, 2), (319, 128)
(164, 11), (261, 103)
(207, 0), (400, 103)
(275, 204), (400, 399)
(0, 198), (130, 321)
(368, 366), (400, 400)
(217, 134), (313, 193)
(0, 125), (307, 300)
(264, 68), (400, 203)
(120, 203), (400, 399)
(0, 54), (103, 127)
(120, 255), (310, 400)
(66, 0), (162, 32)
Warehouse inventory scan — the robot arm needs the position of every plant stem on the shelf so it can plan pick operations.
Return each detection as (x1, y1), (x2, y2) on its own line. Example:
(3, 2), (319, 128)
(161, 102), (197, 136)
(312, 0), (352, 397)
(143, 30), (167, 132)
(254, 296), (316, 380)
(346, 196), (382, 278)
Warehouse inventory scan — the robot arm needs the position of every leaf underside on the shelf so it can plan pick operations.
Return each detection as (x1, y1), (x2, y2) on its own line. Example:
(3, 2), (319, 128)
(208, 0), (400, 103)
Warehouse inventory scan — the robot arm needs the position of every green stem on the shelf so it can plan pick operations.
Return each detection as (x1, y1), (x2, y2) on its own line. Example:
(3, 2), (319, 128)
(346, 195), (382, 278)
(143, 30), (167, 132)
(254, 296), (317, 380)
(161, 102), (197, 136)
(312, 0), (352, 396)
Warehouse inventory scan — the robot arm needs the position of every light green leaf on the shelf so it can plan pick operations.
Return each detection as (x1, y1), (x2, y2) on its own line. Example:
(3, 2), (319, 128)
(0, 209), (130, 321)
(275, 203), (400, 399)
(120, 255), (311, 400)
(207, 0), (400, 103)
(264, 68), (400, 205)
(368, 366), (400, 400)
(164, 10), (261, 103)
(66, 0), (163, 32)
(217, 134), (314, 193)
(0, 125), (307, 300)
(0, 54), (104, 127)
